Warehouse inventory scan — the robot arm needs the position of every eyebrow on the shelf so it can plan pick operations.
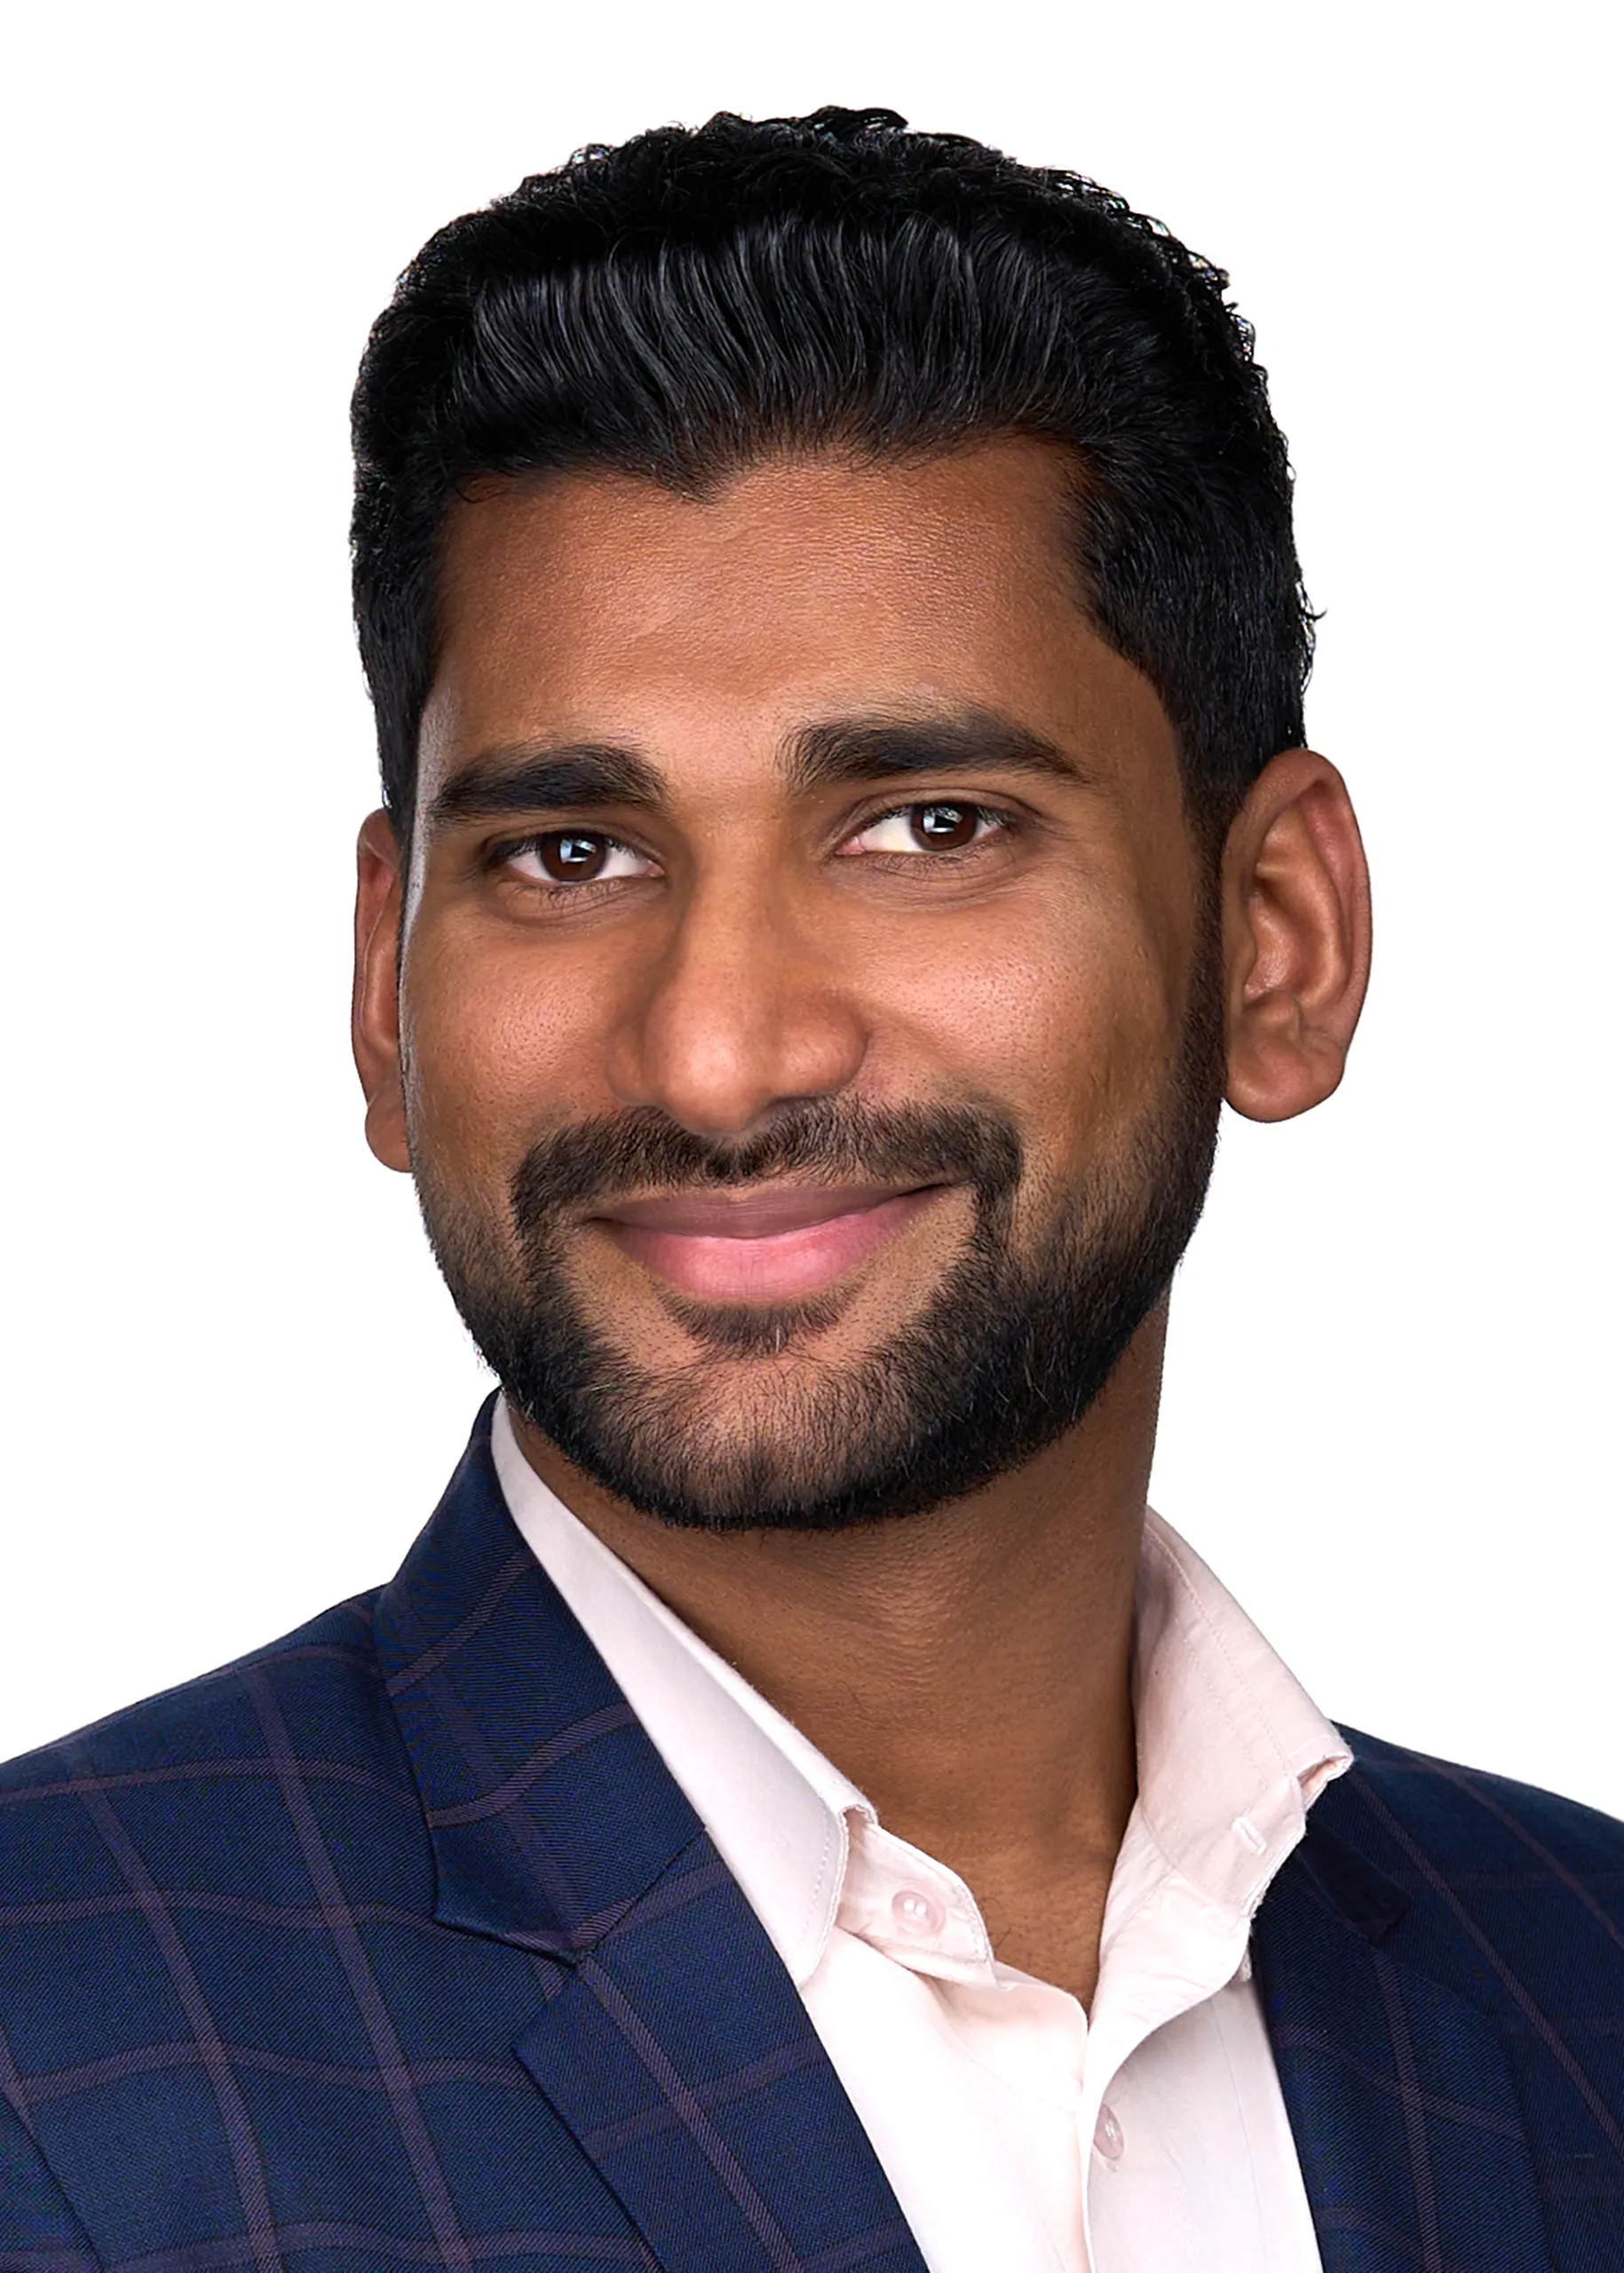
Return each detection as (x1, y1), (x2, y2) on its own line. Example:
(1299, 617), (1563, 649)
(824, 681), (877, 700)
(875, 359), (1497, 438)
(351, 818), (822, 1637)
(424, 707), (1089, 833)
(784, 710), (1089, 796)
(426, 742), (665, 830)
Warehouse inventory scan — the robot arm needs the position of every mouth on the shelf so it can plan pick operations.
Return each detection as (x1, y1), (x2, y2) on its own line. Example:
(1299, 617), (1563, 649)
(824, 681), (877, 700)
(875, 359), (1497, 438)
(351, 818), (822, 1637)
(589, 1180), (951, 1303)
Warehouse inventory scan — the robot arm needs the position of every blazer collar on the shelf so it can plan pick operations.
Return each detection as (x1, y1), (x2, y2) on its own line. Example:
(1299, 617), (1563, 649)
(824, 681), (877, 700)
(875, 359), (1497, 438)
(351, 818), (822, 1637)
(373, 1397), (928, 2273)
(372, 1393), (703, 1954)
(1256, 1759), (1556, 2273)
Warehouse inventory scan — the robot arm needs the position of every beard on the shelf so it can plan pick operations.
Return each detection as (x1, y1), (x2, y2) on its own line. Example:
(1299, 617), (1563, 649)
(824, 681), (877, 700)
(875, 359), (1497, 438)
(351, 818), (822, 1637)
(411, 929), (1226, 1534)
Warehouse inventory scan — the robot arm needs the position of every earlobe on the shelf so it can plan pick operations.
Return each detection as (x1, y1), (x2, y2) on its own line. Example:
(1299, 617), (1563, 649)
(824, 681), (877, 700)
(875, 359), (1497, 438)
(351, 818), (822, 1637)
(1221, 750), (1372, 1124)
(351, 808), (413, 1173)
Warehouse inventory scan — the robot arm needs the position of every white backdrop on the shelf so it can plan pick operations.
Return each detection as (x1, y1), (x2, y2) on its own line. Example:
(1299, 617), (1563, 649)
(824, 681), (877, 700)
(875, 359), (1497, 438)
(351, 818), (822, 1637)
(4, 0), (1620, 1807)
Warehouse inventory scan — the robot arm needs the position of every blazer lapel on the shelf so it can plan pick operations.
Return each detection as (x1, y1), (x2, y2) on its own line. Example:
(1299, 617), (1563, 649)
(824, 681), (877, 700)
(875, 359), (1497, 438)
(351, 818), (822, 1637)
(1254, 1787), (1555, 2273)
(514, 1845), (924, 2273)
(375, 1398), (926, 2273)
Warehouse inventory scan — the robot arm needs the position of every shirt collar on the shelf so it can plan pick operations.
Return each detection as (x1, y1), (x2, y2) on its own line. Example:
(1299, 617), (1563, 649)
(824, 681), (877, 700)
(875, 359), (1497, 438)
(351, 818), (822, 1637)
(490, 1400), (1350, 1994)
(1123, 1509), (1350, 1925)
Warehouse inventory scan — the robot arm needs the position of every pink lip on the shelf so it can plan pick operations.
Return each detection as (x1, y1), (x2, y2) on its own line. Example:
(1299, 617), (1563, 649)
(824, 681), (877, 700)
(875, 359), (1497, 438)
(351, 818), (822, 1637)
(592, 1182), (945, 1302)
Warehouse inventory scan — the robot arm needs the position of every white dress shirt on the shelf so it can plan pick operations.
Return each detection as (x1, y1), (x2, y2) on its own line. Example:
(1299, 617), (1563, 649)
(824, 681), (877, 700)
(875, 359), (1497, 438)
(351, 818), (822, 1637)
(491, 1399), (1347, 2273)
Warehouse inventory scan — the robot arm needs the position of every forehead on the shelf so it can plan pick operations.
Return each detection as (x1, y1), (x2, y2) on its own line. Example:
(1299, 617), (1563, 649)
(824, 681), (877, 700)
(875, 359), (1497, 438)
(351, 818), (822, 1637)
(422, 435), (1176, 804)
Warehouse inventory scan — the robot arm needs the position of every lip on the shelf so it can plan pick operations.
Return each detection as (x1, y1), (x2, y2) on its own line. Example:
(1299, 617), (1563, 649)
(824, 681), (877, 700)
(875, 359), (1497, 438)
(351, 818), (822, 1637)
(590, 1180), (947, 1303)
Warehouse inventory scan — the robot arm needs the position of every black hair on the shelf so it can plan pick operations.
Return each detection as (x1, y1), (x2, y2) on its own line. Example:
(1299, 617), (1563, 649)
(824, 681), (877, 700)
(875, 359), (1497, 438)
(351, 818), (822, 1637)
(352, 105), (1311, 847)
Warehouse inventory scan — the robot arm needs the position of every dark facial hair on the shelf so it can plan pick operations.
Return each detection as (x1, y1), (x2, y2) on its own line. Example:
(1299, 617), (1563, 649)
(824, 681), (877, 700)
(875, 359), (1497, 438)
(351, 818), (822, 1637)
(412, 922), (1226, 1533)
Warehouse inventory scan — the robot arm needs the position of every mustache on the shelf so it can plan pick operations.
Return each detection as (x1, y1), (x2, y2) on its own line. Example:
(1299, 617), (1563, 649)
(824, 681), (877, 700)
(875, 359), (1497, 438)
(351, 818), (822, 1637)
(509, 1097), (1024, 1232)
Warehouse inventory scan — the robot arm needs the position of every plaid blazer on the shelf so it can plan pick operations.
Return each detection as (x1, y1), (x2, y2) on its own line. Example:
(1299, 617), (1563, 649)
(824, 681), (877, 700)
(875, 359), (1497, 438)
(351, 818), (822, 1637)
(2, 1401), (1620, 2272)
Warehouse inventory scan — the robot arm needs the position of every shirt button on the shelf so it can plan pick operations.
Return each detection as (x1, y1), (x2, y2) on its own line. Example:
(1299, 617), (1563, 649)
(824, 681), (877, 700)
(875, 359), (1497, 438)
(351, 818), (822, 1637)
(891, 1886), (947, 1937)
(1093, 2104), (1124, 2161)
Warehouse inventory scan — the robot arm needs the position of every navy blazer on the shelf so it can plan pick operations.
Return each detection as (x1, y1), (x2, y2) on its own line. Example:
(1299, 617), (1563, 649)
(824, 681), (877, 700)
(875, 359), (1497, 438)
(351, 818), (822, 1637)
(2, 1402), (1621, 2271)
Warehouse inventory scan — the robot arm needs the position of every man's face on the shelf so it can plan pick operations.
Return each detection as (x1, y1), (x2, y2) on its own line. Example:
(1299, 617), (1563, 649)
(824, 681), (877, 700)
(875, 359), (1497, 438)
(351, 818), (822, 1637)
(378, 437), (1225, 1529)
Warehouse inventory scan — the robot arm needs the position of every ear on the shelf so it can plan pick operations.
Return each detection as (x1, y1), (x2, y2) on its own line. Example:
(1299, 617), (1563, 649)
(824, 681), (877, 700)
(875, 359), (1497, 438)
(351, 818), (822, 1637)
(1220, 749), (1372, 1122)
(352, 808), (412, 1172)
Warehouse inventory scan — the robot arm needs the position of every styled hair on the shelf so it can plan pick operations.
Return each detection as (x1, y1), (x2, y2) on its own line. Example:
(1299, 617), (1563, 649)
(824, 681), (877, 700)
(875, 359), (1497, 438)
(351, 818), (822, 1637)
(352, 105), (1311, 845)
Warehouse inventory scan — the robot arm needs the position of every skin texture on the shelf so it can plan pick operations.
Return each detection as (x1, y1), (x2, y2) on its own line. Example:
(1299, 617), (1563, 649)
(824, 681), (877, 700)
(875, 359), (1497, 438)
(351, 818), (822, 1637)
(353, 436), (1371, 2003)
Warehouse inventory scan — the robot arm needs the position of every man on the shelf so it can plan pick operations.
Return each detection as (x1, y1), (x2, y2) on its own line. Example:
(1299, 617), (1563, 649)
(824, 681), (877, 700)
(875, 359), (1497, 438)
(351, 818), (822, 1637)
(1, 102), (1618, 2273)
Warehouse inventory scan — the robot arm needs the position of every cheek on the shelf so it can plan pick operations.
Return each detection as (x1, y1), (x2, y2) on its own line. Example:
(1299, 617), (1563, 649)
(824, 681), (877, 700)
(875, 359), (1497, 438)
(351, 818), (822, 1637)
(867, 893), (1183, 1170)
(400, 926), (616, 1173)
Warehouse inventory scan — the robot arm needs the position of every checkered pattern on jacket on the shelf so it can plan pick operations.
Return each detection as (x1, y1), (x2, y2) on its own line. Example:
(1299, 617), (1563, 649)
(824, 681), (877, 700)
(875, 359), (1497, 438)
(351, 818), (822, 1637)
(2, 1400), (1620, 2271)
(1255, 1724), (1624, 2271)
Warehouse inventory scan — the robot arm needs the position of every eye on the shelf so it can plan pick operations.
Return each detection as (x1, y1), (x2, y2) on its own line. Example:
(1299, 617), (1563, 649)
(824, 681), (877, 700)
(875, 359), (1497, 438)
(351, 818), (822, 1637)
(845, 802), (1005, 856)
(503, 831), (656, 885)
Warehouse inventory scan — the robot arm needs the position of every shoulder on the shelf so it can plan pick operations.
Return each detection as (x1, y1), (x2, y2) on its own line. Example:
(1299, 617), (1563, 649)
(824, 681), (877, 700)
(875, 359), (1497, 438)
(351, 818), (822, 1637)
(0, 1588), (395, 1792)
(1331, 1722), (1624, 1881)
(1311, 1723), (1624, 1991)
(0, 1588), (425, 1917)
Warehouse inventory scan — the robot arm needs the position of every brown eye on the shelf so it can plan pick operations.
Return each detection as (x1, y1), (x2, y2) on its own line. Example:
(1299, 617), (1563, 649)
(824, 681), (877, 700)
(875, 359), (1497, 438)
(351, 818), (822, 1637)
(910, 803), (978, 850)
(844, 802), (1003, 859)
(500, 831), (654, 891)
(539, 831), (610, 880)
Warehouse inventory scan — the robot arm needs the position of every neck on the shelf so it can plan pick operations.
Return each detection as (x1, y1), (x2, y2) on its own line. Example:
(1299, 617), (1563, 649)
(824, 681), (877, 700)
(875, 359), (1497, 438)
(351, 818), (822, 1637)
(510, 1309), (1164, 1994)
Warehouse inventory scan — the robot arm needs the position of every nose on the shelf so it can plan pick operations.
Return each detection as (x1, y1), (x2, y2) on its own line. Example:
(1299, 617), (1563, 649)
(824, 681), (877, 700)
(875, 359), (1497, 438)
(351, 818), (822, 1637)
(604, 873), (868, 1141)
